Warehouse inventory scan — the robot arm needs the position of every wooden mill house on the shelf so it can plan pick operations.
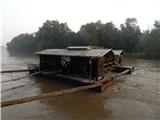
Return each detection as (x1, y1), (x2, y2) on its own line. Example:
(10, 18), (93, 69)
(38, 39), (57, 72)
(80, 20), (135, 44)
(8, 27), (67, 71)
(35, 46), (121, 84)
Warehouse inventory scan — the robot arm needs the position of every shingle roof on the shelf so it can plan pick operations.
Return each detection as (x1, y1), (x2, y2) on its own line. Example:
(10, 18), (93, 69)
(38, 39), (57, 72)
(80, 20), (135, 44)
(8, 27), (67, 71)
(35, 48), (113, 58)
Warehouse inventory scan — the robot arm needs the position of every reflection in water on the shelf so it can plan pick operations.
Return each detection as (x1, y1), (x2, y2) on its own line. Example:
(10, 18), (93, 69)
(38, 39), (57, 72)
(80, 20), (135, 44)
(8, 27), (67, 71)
(1, 48), (160, 120)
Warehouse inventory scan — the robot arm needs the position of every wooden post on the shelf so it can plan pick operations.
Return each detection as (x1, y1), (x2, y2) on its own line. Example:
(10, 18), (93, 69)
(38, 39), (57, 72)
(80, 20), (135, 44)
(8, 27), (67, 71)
(55, 56), (57, 74)
(89, 59), (92, 83)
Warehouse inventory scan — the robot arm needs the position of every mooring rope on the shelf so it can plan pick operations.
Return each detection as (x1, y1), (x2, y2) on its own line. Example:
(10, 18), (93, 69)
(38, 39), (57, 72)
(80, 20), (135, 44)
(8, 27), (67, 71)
(1, 71), (42, 84)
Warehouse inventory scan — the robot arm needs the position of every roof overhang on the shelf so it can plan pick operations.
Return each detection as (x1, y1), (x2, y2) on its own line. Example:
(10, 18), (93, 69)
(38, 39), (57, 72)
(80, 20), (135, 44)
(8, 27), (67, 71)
(113, 50), (124, 56)
(35, 48), (113, 58)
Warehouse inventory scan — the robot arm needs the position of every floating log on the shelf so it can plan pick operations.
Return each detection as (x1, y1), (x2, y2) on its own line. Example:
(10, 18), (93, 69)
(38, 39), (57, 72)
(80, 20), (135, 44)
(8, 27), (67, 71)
(2, 85), (26, 92)
(1, 69), (34, 73)
(114, 69), (130, 78)
(1, 83), (102, 107)
(1, 71), (42, 84)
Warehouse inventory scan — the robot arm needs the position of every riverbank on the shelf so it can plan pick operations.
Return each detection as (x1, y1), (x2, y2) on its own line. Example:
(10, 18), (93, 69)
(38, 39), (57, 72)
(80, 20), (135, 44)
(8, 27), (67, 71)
(125, 52), (145, 59)
(125, 52), (160, 60)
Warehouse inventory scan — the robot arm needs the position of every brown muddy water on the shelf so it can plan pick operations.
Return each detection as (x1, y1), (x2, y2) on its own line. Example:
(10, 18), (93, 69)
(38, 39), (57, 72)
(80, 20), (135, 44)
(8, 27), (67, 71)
(1, 48), (160, 120)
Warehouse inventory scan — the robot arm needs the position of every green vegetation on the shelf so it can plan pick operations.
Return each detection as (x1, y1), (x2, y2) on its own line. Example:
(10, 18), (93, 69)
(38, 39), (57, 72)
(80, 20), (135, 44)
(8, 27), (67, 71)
(35, 20), (71, 50)
(142, 21), (160, 59)
(7, 33), (36, 55)
(7, 18), (160, 59)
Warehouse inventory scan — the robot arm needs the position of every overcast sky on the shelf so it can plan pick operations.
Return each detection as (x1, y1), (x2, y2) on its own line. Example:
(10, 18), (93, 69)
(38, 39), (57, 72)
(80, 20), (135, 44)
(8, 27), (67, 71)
(1, 0), (160, 46)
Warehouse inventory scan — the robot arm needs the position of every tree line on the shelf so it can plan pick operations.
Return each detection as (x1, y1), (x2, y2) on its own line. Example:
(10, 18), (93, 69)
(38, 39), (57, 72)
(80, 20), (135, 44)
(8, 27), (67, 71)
(7, 18), (160, 59)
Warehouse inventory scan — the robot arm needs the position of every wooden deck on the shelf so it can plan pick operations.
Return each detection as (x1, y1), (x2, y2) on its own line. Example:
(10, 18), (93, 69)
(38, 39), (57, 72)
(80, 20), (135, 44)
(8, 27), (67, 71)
(56, 72), (115, 84)
(39, 65), (133, 86)
(56, 74), (95, 84)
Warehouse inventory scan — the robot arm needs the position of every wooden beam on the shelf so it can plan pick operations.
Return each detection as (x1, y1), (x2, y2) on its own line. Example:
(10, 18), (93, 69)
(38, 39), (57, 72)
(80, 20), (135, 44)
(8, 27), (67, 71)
(1, 69), (32, 73)
(1, 83), (102, 108)
(113, 69), (130, 78)
(99, 80), (113, 92)
(1, 71), (42, 84)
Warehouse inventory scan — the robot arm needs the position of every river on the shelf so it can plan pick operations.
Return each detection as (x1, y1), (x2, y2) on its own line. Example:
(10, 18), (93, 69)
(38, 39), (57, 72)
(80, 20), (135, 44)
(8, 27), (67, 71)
(1, 48), (160, 120)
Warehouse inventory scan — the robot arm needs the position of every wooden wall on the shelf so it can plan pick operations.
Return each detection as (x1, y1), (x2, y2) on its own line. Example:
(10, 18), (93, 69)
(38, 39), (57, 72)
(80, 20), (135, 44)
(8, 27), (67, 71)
(96, 58), (104, 80)
(39, 55), (105, 81)
(40, 55), (61, 71)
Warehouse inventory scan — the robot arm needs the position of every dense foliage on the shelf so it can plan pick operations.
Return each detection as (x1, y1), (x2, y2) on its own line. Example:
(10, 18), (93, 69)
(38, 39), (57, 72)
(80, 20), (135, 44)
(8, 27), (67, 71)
(7, 18), (160, 59)
(35, 20), (71, 50)
(7, 33), (36, 55)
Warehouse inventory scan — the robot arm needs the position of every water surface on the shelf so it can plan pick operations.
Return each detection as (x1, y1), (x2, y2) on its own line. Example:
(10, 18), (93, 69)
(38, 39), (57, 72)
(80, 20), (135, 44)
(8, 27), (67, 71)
(1, 48), (160, 120)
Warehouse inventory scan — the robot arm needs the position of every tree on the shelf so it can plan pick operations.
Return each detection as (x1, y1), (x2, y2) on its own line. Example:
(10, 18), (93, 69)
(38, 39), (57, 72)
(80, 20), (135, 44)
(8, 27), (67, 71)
(100, 22), (119, 49)
(119, 18), (142, 52)
(143, 20), (160, 59)
(64, 32), (87, 46)
(6, 19), (160, 59)
(79, 20), (103, 46)
(7, 33), (35, 55)
(78, 20), (119, 49)
(35, 20), (71, 50)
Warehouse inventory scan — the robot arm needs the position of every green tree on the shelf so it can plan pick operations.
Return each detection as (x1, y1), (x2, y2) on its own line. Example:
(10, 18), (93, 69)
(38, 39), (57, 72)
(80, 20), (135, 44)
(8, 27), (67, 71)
(64, 32), (87, 46)
(7, 33), (35, 55)
(144, 20), (160, 59)
(100, 22), (119, 49)
(6, 18), (160, 60)
(79, 20), (103, 45)
(79, 20), (119, 48)
(35, 20), (71, 50)
(119, 18), (142, 52)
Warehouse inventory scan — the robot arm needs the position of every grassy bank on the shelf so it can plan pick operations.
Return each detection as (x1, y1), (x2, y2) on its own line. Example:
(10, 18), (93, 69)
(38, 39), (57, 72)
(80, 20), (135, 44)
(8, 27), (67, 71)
(125, 52), (160, 60)
(124, 52), (145, 59)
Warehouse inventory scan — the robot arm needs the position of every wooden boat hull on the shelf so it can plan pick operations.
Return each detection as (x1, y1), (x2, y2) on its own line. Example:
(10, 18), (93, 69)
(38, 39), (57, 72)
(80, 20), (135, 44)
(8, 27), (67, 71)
(27, 64), (134, 92)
